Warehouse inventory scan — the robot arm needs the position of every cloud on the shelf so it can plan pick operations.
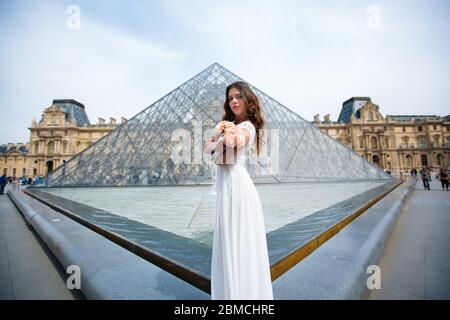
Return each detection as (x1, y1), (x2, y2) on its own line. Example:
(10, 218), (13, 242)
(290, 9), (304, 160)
(0, 0), (449, 144)
(0, 1), (188, 142)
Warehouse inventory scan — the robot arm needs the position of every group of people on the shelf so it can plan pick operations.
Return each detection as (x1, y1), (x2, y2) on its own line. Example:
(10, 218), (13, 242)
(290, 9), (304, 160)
(418, 166), (449, 191)
(0, 174), (41, 195)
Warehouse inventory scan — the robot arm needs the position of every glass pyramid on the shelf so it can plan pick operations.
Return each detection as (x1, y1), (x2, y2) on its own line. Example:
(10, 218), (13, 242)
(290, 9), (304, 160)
(36, 63), (392, 187)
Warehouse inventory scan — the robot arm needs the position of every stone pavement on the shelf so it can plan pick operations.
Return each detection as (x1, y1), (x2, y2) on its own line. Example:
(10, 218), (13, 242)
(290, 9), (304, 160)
(367, 177), (450, 299)
(0, 194), (84, 300)
(1, 177), (448, 300)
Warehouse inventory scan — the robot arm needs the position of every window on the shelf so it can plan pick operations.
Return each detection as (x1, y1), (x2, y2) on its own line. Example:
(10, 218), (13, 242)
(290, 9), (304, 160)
(22, 168), (26, 176)
(359, 137), (364, 149)
(419, 138), (427, 148)
(51, 114), (57, 125)
(371, 137), (378, 149)
(384, 137), (390, 148)
(367, 111), (374, 121)
(418, 126), (423, 132)
(336, 129), (339, 134)
(402, 127), (406, 132)
(402, 136), (409, 147)
(433, 125), (437, 130)
(421, 154), (428, 166)
(13, 168), (16, 175)
(406, 155), (413, 167)
(437, 154), (444, 166)
(3, 168), (6, 175)
(47, 142), (55, 154)
(433, 137), (439, 147)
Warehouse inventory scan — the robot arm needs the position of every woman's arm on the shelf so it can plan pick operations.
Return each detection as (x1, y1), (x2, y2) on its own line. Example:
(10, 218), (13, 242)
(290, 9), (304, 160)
(204, 121), (237, 155)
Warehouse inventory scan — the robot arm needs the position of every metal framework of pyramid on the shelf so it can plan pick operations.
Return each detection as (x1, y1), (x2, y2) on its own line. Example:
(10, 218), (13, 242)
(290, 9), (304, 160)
(36, 63), (392, 187)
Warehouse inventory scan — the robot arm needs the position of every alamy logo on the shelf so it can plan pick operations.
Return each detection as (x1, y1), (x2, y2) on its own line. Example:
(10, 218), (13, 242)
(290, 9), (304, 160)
(366, 265), (381, 290)
(66, 265), (81, 289)
(66, 5), (81, 30)
(366, 5), (382, 30)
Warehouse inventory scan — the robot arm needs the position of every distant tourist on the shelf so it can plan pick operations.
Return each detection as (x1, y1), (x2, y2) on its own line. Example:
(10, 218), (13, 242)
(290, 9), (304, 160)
(420, 167), (430, 190)
(0, 174), (6, 195)
(436, 167), (449, 191)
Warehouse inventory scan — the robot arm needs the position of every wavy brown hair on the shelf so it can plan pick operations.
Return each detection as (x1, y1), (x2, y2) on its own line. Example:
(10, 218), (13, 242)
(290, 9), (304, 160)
(222, 81), (265, 155)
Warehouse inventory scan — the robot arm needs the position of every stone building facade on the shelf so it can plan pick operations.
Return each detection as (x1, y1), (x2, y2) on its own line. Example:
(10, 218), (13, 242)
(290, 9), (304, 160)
(1, 99), (126, 178)
(315, 97), (450, 173)
(1, 97), (449, 179)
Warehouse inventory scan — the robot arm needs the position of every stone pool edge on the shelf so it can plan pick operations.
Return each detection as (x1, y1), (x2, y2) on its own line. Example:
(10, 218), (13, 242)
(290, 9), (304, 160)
(7, 178), (414, 299)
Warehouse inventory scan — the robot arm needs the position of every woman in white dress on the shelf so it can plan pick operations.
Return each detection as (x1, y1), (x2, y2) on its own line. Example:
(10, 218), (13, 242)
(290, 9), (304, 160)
(205, 81), (273, 300)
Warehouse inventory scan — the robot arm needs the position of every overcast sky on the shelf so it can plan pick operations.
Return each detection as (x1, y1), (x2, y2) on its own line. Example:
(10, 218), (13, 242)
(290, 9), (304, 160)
(0, 0), (449, 143)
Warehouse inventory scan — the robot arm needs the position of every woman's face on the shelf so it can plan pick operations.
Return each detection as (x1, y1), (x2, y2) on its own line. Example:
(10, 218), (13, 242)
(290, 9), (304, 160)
(228, 87), (247, 118)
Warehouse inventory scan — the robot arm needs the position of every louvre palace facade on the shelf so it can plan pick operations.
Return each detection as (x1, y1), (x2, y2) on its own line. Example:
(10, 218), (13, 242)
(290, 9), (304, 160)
(1, 95), (449, 179)
(314, 97), (450, 173)
(0, 99), (125, 178)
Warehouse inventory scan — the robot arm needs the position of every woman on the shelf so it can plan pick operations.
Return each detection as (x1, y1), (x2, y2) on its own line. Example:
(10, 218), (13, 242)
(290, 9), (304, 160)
(437, 166), (449, 191)
(205, 81), (273, 300)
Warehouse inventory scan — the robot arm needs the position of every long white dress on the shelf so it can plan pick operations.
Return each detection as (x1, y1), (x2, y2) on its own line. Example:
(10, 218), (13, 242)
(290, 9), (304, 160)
(211, 120), (273, 300)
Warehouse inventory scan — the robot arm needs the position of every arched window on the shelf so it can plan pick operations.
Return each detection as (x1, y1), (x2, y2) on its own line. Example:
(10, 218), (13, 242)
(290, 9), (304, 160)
(421, 154), (428, 166)
(372, 155), (380, 166)
(47, 141), (55, 154)
(371, 137), (378, 149)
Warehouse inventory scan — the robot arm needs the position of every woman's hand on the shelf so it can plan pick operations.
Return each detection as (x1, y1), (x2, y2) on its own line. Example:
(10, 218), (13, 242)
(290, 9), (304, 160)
(223, 127), (249, 149)
(215, 121), (235, 134)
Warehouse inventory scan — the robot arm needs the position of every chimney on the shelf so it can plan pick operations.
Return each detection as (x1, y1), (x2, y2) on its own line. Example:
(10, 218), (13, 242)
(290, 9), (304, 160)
(121, 117), (127, 124)
(324, 114), (331, 123)
(109, 117), (116, 126)
(98, 117), (105, 125)
(314, 114), (320, 124)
